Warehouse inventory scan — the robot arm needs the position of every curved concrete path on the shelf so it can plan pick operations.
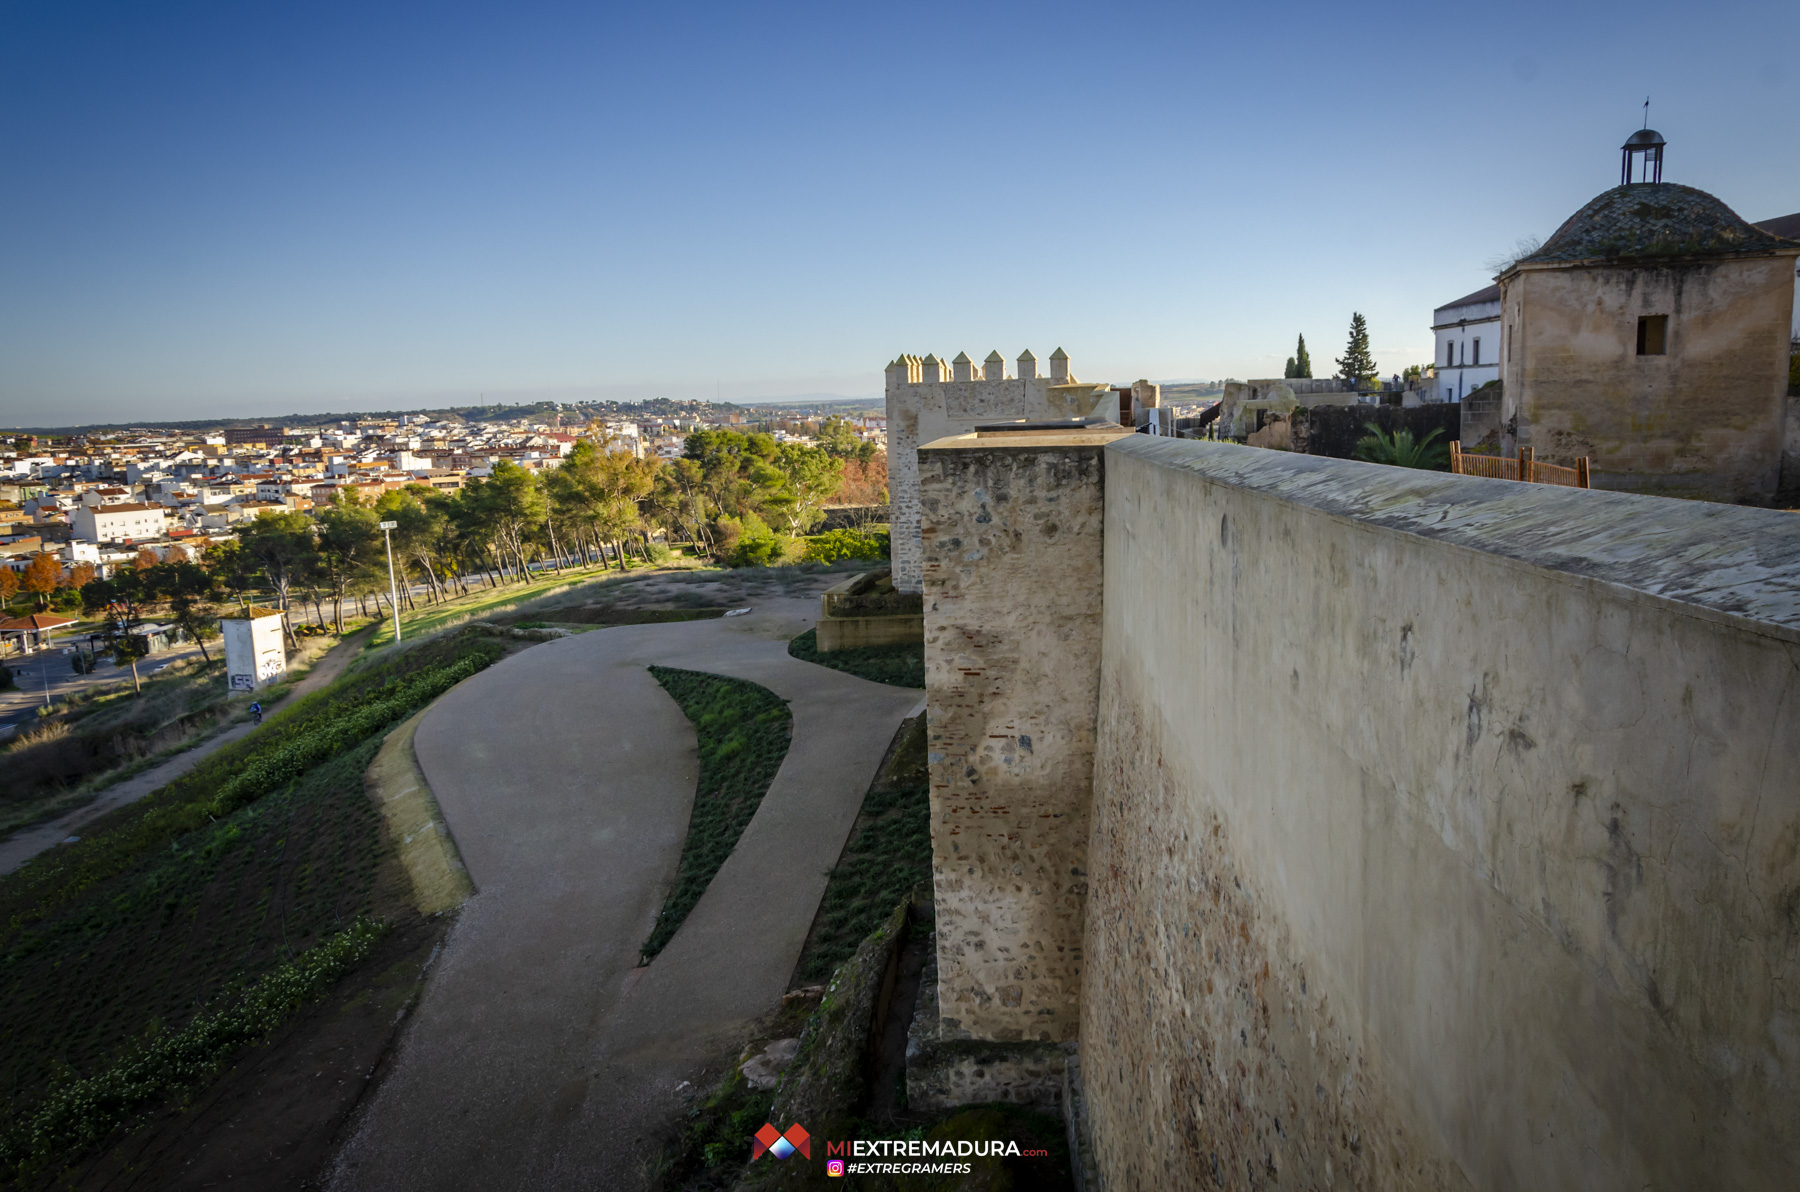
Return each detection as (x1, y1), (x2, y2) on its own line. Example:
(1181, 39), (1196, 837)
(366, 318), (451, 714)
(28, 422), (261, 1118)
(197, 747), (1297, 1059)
(329, 595), (922, 1192)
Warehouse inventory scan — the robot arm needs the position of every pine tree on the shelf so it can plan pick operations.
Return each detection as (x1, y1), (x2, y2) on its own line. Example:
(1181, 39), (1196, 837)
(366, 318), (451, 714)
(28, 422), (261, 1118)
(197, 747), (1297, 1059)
(1294, 334), (1312, 379)
(1335, 313), (1375, 387)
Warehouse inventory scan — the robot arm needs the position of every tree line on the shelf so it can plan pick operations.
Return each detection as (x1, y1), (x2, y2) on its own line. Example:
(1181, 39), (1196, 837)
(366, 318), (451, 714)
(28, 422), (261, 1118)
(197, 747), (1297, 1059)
(6, 422), (886, 661)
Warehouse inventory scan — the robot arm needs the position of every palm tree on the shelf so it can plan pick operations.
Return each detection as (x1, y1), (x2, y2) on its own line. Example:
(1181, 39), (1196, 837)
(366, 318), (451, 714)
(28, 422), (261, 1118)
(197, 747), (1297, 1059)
(1352, 423), (1451, 471)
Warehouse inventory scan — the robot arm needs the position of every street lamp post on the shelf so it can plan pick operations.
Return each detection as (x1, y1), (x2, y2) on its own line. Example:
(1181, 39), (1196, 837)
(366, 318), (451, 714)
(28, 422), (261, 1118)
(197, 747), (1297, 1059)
(377, 520), (402, 643)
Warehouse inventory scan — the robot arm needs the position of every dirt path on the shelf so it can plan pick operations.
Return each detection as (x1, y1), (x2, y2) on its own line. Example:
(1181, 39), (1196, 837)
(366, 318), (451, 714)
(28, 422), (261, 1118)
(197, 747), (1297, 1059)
(0, 629), (370, 876)
(327, 590), (922, 1192)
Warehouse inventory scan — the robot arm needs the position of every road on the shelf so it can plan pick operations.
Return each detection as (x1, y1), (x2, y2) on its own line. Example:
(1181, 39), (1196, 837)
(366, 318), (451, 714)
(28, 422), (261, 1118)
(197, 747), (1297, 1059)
(0, 640), (213, 741)
(328, 593), (923, 1192)
(0, 631), (364, 876)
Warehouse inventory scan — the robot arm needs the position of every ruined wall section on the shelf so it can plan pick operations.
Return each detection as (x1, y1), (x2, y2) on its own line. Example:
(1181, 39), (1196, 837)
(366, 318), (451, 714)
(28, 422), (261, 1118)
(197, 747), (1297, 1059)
(886, 350), (1110, 593)
(917, 431), (1124, 1042)
(1083, 437), (1800, 1190)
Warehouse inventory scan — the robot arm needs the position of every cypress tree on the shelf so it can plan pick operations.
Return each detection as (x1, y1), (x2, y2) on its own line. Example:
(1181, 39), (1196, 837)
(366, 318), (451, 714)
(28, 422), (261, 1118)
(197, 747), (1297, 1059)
(1283, 357), (1297, 379)
(1294, 334), (1312, 379)
(1335, 313), (1375, 386)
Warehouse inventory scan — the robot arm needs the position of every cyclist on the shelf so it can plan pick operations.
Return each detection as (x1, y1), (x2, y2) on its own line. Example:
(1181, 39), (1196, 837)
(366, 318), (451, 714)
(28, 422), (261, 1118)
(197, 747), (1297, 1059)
(249, 701), (263, 727)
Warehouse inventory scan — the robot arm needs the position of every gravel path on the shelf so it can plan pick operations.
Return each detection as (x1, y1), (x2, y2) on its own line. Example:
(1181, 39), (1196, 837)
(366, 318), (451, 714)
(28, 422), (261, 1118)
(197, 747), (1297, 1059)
(328, 593), (922, 1192)
(0, 631), (363, 876)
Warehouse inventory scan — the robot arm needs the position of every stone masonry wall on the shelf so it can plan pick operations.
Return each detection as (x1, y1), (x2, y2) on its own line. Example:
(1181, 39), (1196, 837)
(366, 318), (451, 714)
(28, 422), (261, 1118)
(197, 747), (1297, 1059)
(1501, 255), (1797, 502)
(1082, 437), (1800, 1190)
(886, 351), (1111, 593)
(917, 430), (1126, 1042)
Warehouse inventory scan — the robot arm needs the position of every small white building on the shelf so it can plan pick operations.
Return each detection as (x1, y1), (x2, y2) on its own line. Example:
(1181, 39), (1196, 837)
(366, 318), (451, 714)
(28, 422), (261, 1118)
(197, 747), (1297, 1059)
(71, 502), (169, 543)
(222, 606), (287, 692)
(1432, 284), (1502, 401)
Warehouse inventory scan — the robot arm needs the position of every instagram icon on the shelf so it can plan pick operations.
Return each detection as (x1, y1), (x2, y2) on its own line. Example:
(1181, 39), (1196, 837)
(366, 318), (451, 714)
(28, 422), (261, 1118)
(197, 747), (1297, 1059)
(826, 1159), (846, 1177)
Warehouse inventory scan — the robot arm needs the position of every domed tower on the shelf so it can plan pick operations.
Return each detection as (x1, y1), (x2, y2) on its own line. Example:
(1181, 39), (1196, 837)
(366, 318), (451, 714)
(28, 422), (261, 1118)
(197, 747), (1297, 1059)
(1494, 135), (1800, 503)
(1620, 127), (1666, 185)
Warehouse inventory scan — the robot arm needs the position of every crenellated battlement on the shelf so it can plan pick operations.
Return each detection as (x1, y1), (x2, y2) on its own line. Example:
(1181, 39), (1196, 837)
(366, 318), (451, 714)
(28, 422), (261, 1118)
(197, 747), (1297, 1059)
(885, 347), (1075, 389)
(884, 346), (1113, 593)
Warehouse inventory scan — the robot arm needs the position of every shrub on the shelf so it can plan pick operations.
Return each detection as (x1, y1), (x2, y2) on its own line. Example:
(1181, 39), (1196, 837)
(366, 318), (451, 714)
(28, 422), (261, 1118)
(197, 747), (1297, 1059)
(801, 528), (889, 565)
(718, 512), (800, 568)
(0, 722), (89, 798)
(1352, 422), (1450, 470)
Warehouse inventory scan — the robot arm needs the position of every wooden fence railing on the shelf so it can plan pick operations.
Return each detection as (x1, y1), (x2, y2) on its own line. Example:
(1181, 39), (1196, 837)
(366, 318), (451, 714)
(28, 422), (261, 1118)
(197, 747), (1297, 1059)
(1450, 443), (1590, 489)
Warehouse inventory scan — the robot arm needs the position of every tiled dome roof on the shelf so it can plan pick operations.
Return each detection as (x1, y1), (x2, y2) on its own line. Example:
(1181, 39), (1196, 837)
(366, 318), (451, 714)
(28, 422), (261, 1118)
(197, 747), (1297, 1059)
(1520, 183), (1796, 266)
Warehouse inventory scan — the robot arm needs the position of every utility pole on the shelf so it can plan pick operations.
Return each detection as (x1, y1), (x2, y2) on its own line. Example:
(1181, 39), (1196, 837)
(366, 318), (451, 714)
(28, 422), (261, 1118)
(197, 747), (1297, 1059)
(378, 520), (402, 643)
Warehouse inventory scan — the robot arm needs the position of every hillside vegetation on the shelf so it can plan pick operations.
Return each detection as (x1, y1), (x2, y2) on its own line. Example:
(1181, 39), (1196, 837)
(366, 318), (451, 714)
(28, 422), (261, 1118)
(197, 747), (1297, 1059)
(0, 630), (502, 1181)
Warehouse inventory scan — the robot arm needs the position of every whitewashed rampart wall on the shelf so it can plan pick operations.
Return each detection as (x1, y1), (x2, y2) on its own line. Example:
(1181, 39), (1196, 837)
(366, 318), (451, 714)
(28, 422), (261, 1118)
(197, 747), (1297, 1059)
(1081, 437), (1800, 1190)
(886, 351), (1110, 593)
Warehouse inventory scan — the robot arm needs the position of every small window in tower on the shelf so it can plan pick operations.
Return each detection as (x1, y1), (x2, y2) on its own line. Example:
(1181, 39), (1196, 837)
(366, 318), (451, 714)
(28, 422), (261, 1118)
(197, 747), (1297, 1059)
(1472, 337), (1481, 365)
(1637, 315), (1668, 356)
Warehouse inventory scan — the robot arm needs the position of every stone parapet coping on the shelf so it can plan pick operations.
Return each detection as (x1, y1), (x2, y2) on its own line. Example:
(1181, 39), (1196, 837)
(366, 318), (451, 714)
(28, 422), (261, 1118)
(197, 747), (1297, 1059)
(1108, 436), (1800, 642)
(920, 428), (1137, 451)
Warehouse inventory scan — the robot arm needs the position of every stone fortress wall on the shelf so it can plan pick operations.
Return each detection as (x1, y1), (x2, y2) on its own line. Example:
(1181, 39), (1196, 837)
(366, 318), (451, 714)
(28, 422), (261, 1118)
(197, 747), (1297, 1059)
(913, 428), (1800, 1189)
(915, 427), (1131, 1050)
(885, 349), (1112, 594)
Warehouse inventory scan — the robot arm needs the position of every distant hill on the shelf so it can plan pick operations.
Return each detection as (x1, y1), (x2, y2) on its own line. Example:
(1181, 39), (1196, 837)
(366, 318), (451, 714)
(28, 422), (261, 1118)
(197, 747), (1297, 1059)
(6, 397), (760, 436)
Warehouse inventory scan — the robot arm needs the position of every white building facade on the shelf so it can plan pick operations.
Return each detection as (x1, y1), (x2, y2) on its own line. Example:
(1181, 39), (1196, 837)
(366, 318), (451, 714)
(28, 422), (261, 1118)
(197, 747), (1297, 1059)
(72, 502), (169, 543)
(1432, 284), (1502, 401)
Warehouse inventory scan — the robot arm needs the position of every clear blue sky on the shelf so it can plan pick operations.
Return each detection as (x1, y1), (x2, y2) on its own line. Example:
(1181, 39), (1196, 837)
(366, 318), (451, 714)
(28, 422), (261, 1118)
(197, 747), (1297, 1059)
(1, 0), (1793, 424)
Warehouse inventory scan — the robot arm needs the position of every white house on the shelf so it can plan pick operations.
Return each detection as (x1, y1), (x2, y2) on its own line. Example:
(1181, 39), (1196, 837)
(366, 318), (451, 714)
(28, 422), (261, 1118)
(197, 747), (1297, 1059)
(1432, 284), (1502, 401)
(71, 502), (169, 543)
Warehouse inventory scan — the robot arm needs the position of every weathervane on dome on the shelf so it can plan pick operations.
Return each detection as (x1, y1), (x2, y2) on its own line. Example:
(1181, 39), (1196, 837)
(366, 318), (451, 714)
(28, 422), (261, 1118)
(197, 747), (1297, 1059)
(1620, 99), (1665, 186)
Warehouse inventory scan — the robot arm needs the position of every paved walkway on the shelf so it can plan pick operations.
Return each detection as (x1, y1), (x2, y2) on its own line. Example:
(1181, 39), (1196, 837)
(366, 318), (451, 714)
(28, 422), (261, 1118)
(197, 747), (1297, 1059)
(328, 596), (923, 1192)
(0, 632), (363, 876)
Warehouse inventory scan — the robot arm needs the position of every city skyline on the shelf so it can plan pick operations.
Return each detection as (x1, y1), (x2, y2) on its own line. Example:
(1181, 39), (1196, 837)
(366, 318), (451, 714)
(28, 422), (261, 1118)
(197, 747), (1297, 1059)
(2, 0), (1794, 423)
